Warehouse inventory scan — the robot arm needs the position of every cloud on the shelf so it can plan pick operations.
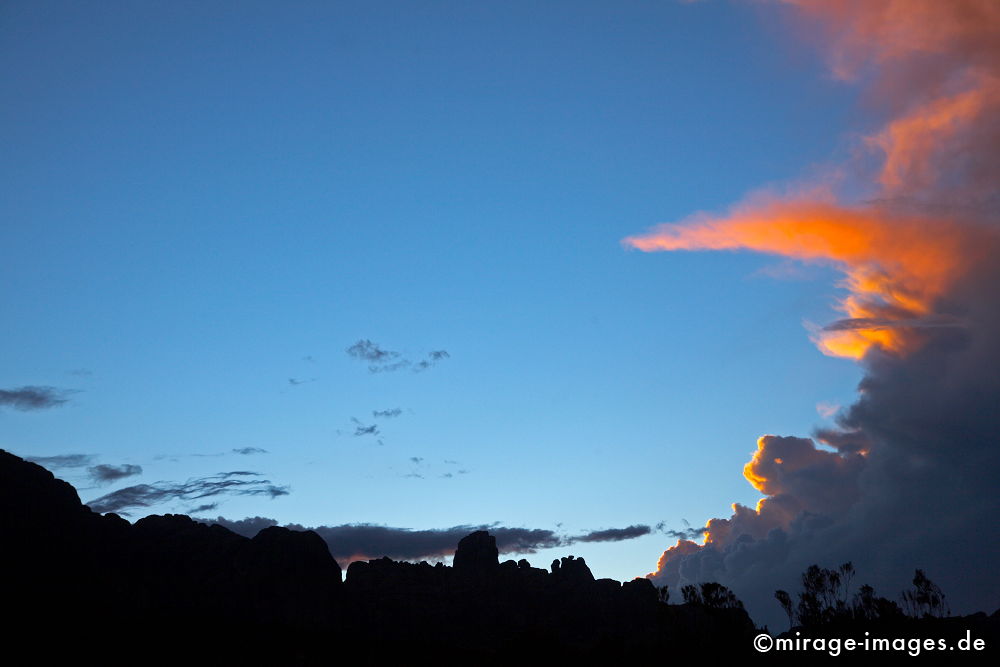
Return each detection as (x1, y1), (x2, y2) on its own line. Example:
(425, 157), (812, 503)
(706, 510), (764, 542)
(86, 472), (289, 515)
(288, 377), (316, 386)
(203, 516), (278, 537)
(662, 527), (707, 541)
(373, 408), (402, 419)
(88, 464), (143, 484)
(413, 350), (450, 372)
(346, 339), (399, 362)
(200, 516), (651, 565)
(185, 503), (219, 514)
(345, 339), (449, 373)
(201, 518), (565, 564)
(232, 447), (268, 455)
(815, 402), (840, 419)
(0, 386), (72, 411)
(409, 457), (424, 464)
(25, 453), (95, 469)
(569, 525), (653, 543)
(351, 418), (379, 437)
(632, 0), (1000, 630)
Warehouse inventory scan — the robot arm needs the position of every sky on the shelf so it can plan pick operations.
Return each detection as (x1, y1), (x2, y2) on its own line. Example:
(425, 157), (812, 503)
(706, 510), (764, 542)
(4, 1), (997, 630)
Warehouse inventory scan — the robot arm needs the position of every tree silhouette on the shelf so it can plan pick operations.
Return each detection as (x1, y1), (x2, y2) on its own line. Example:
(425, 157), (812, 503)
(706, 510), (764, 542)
(900, 569), (950, 619)
(681, 582), (744, 610)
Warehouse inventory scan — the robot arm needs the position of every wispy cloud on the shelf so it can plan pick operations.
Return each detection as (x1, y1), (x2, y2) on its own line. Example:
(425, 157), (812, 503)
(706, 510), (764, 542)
(0, 386), (72, 411)
(86, 472), (289, 515)
(232, 447), (268, 455)
(346, 339), (450, 373)
(25, 453), (95, 469)
(568, 524), (652, 543)
(373, 408), (402, 419)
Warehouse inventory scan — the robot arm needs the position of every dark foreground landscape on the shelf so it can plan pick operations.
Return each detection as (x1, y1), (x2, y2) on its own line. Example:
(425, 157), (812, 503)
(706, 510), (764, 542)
(3, 449), (997, 664)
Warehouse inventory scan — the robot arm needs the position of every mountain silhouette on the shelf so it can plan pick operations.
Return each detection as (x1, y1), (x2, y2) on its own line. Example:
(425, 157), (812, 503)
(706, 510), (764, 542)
(10, 449), (995, 663)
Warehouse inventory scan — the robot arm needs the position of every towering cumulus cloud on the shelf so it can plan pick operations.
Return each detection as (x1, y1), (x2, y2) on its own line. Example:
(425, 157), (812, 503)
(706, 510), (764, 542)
(627, 0), (1000, 627)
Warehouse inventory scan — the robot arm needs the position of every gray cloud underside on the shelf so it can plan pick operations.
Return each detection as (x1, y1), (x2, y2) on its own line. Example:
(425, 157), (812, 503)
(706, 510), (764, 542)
(200, 518), (652, 563)
(571, 524), (652, 543)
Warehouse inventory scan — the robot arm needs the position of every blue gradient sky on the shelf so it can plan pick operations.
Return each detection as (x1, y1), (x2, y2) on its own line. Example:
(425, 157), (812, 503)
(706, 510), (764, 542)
(2, 0), (865, 580)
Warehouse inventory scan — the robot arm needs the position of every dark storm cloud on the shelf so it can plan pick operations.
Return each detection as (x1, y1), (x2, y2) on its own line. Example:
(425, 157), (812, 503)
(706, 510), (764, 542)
(88, 464), (142, 484)
(0, 386), (71, 411)
(86, 473), (289, 515)
(25, 453), (95, 469)
(569, 525), (652, 543)
(373, 408), (402, 419)
(232, 447), (268, 455)
(649, 253), (1000, 630)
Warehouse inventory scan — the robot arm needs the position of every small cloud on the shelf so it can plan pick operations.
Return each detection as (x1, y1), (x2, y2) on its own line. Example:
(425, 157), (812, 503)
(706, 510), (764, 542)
(569, 524), (652, 543)
(26, 453), (95, 469)
(0, 386), (73, 411)
(404, 473), (424, 479)
(351, 417), (379, 437)
(288, 377), (317, 386)
(816, 401), (840, 418)
(232, 447), (268, 455)
(186, 503), (219, 514)
(440, 473), (454, 479)
(373, 408), (403, 419)
(346, 339), (404, 373)
(88, 463), (143, 485)
(412, 350), (450, 373)
(662, 527), (707, 540)
(409, 457), (424, 464)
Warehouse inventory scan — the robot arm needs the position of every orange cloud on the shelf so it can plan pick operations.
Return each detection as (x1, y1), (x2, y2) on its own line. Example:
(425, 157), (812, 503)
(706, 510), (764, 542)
(640, 0), (1000, 583)
(624, 196), (974, 359)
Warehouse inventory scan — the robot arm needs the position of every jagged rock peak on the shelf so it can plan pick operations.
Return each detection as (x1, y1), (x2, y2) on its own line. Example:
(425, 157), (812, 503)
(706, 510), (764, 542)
(453, 529), (498, 574)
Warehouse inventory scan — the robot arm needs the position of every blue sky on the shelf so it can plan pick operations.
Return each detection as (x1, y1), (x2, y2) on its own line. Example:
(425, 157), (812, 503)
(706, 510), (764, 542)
(2, 0), (866, 580)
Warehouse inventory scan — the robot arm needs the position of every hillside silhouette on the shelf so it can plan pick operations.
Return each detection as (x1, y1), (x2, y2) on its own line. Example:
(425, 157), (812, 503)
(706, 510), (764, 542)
(3, 449), (996, 663)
